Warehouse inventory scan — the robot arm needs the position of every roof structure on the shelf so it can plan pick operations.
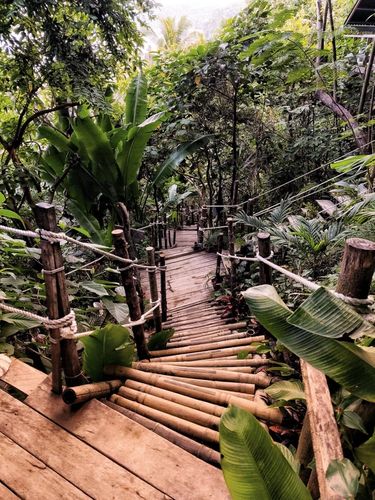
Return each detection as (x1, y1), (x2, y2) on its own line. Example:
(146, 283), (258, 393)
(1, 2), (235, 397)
(345, 0), (375, 32)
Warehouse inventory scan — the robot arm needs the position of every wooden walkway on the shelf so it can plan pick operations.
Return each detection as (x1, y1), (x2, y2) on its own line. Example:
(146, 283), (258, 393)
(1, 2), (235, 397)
(0, 229), (278, 498)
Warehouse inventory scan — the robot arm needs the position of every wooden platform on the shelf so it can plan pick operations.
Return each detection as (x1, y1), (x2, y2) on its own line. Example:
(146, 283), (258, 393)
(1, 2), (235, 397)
(0, 228), (277, 498)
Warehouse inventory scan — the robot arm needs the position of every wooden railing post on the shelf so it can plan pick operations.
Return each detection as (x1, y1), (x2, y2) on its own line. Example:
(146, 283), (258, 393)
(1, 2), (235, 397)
(227, 217), (236, 296)
(35, 202), (85, 392)
(215, 232), (224, 282)
(147, 246), (163, 333)
(117, 202), (145, 314)
(336, 238), (375, 299)
(257, 232), (272, 285)
(159, 252), (168, 322)
(197, 205), (207, 246)
(163, 214), (168, 249)
(112, 229), (149, 360)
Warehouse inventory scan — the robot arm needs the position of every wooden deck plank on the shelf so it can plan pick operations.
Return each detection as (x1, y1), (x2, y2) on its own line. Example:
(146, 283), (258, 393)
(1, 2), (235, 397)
(27, 379), (230, 500)
(0, 431), (89, 500)
(0, 480), (19, 499)
(1, 359), (46, 395)
(0, 390), (166, 500)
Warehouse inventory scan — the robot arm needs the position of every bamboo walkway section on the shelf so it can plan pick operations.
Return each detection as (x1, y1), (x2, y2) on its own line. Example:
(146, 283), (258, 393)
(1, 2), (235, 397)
(0, 229), (277, 498)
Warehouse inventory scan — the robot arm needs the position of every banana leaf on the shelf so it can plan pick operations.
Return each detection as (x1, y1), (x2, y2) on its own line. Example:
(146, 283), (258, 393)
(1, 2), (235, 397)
(116, 112), (166, 187)
(38, 125), (72, 153)
(73, 116), (119, 198)
(40, 146), (66, 180)
(265, 380), (305, 401)
(152, 134), (213, 187)
(243, 285), (375, 402)
(287, 287), (366, 338)
(125, 73), (148, 126)
(220, 405), (311, 500)
(67, 199), (111, 246)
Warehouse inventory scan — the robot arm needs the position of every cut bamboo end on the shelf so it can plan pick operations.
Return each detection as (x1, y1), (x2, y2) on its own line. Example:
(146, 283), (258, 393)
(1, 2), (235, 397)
(62, 380), (122, 405)
(110, 394), (220, 444)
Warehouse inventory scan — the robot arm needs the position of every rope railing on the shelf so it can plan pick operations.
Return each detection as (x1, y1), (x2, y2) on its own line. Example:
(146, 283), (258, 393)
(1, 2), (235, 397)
(218, 251), (373, 306)
(0, 224), (161, 272)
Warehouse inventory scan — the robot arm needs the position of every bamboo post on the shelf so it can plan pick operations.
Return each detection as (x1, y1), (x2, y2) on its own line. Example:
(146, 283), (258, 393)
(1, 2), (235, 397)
(197, 206), (207, 246)
(157, 217), (163, 250)
(112, 229), (149, 360)
(147, 246), (162, 332)
(173, 226), (176, 247)
(215, 232), (224, 282)
(336, 238), (375, 299)
(35, 203), (85, 392)
(163, 214), (168, 249)
(159, 252), (168, 322)
(227, 217), (236, 296)
(257, 232), (272, 285)
(117, 203), (145, 314)
(168, 226), (172, 248)
(151, 220), (158, 250)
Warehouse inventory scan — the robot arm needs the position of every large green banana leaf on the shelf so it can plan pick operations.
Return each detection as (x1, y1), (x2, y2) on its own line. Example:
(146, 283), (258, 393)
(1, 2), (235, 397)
(287, 287), (368, 338)
(39, 125), (72, 153)
(116, 112), (166, 187)
(125, 73), (148, 126)
(243, 285), (375, 402)
(73, 116), (119, 198)
(67, 199), (111, 246)
(220, 405), (311, 500)
(152, 134), (213, 187)
(40, 146), (66, 181)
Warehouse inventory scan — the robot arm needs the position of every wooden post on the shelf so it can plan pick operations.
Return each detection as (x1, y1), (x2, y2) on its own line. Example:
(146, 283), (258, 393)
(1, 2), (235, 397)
(157, 218), (163, 250)
(147, 246), (163, 333)
(231, 180), (239, 208)
(168, 227), (172, 248)
(173, 226), (176, 247)
(336, 238), (375, 299)
(215, 232), (224, 282)
(257, 232), (272, 285)
(35, 203), (85, 392)
(227, 218), (236, 296)
(117, 203), (145, 314)
(112, 229), (149, 360)
(152, 217), (158, 249)
(163, 214), (168, 249)
(197, 206), (207, 246)
(159, 252), (168, 322)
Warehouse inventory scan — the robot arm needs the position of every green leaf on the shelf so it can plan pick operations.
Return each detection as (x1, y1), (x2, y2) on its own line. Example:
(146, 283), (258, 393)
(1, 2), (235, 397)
(326, 459), (360, 499)
(287, 287), (365, 339)
(125, 73), (148, 126)
(81, 281), (109, 297)
(237, 350), (251, 359)
(67, 200), (108, 246)
(39, 125), (71, 153)
(341, 410), (368, 434)
(265, 380), (305, 402)
(0, 209), (24, 224)
(0, 313), (41, 336)
(330, 155), (371, 173)
(355, 431), (375, 473)
(81, 324), (134, 381)
(102, 298), (129, 324)
(274, 443), (300, 473)
(0, 193), (5, 204)
(0, 342), (14, 355)
(148, 329), (175, 350)
(220, 406), (311, 500)
(152, 134), (213, 187)
(116, 112), (166, 186)
(243, 285), (375, 402)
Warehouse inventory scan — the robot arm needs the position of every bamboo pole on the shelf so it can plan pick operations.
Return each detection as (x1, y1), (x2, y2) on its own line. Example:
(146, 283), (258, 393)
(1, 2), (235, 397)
(104, 400), (220, 465)
(160, 358), (269, 368)
(215, 232), (224, 281)
(163, 214), (168, 249)
(62, 380), (122, 405)
(146, 247), (162, 332)
(227, 217), (236, 296)
(110, 393), (219, 444)
(104, 367), (282, 423)
(117, 203), (145, 314)
(159, 252), (168, 322)
(35, 203), (85, 392)
(132, 362), (271, 387)
(257, 232), (272, 285)
(167, 332), (249, 348)
(149, 335), (265, 357)
(149, 345), (258, 363)
(112, 229), (149, 360)
(118, 386), (220, 429)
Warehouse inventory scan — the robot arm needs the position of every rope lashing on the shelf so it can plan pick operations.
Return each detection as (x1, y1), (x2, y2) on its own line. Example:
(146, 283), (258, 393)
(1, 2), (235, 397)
(42, 266), (65, 275)
(218, 252), (374, 306)
(0, 224), (160, 272)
